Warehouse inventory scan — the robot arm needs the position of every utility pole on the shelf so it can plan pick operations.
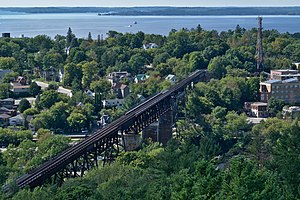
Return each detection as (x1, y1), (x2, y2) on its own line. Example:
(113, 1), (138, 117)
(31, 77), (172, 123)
(256, 16), (264, 72)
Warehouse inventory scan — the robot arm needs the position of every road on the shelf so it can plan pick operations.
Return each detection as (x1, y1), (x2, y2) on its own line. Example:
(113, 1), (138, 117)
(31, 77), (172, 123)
(34, 81), (72, 97)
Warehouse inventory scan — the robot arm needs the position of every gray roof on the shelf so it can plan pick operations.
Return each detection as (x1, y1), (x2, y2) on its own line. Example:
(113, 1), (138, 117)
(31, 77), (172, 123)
(263, 80), (281, 84)
(0, 98), (14, 102)
(282, 78), (299, 83)
(0, 113), (11, 119)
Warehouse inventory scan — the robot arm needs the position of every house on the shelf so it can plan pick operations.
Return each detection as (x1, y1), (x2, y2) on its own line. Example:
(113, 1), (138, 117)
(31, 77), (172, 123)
(26, 115), (35, 131)
(134, 74), (149, 83)
(102, 99), (125, 109)
(107, 71), (131, 85)
(97, 114), (110, 128)
(245, 102), (268, 118)
(9, 114), (24, 126)
(260, 78), (300, 104)
(282, 106), (300, 119)
(41, 70), (60, 82)
(292, 62), (300, 70)
(143, 43), (158, 50)
(0, 114), (10, 127)
(0, 69), (12, 82)
(270, 69), (300, 81)
(77, 102), (85, 107)
(112, 83), (130, 99)
(0, 107), (16, 116)
(10, 84), (31, 95)
(0, 98), (15, 109)
(10, 76), (30, 95)
(165, 74), (177, 84)
(85, 90), (95, 98)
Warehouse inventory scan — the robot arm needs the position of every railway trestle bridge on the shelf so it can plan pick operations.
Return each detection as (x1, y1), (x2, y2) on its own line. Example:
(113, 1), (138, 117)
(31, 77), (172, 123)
(11, 70), (206, 189)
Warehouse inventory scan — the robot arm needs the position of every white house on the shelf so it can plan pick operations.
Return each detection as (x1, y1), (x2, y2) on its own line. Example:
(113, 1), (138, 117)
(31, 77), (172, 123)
(143, 43), (158, 50)
(165, 74), (177, 84)
(102, 99), (125, 109)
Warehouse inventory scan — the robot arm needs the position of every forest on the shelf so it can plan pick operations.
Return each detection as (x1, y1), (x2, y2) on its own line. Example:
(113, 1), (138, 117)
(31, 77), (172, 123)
(0, 24), (299, 199)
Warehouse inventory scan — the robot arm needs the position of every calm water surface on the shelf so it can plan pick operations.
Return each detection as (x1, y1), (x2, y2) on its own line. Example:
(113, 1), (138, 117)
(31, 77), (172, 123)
(0, 13), (300, 38)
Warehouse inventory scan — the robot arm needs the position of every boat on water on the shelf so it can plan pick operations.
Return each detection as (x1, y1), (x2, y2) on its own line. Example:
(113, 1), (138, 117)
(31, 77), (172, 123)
(134, 21), (137, 24)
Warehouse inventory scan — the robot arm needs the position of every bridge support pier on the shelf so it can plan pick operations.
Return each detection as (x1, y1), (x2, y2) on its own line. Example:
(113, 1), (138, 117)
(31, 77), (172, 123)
(142, 109), (173, 146)
(158, 109), (173, 145)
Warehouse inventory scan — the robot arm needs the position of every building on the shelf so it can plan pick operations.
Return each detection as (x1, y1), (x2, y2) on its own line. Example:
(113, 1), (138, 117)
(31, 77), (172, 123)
(143, 43), (158, 50)
(0, 69), (12, 82)
(102, 99), (125, 109)
(260, 78), (300, 104)
(107, 71), (131, 85)
(282, 106), (300, 119)
(112, 83), (130, 99)
(165, 74), (177, 84)
(270, 69), (300, 81)
(0, 114), (10, 127)
(41, 70), (60, 82)
(0, 98), (15, 109)
(0, 107), (16, 116)
(2, 33), (10, 38)
(10, 76), (30, 95)
(97, 114), (110, 128)
(246, 102), (268, 118)
(134, 74), (149, 83)
(292, 62), (300, 69)
(9, 114), (24, 126)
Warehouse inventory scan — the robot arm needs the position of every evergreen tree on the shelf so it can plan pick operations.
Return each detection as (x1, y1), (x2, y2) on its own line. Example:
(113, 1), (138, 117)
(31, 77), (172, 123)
(66, 27), (75, 47)
(87, 32), (92, 42)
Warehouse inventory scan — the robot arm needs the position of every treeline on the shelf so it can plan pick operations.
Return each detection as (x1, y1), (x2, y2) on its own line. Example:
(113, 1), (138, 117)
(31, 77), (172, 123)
(3, 7), (300, 15)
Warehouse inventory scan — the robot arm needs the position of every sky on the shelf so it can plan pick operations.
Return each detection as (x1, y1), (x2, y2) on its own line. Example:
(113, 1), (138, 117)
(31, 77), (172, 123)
(1, 0), (300, 7)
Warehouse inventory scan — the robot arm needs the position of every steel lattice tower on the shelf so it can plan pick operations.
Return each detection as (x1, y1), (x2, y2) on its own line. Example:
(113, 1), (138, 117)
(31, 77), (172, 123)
(256, 17), (264, 72)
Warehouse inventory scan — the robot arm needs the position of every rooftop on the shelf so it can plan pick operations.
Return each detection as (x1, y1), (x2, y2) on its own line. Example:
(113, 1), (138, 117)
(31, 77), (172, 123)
(262, 79), (281, 84)
(251, 102), (268, 106)
(272, 69), (298, 72)
(282, 78), (299, 83)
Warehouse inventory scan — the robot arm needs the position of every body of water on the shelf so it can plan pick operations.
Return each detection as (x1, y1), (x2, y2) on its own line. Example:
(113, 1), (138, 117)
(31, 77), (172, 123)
(0, 13), (300, 38)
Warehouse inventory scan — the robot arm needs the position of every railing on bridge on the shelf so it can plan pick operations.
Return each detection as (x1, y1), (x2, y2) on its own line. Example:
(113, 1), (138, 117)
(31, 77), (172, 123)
(5, 70), (206, 190)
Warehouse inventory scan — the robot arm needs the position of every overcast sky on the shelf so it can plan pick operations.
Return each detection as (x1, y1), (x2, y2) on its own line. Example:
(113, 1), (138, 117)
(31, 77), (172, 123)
(1, 0), (300, 7)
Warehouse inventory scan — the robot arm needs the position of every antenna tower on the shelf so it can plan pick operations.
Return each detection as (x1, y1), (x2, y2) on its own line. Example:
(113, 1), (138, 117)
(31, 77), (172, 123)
(256, 16), (264, 72)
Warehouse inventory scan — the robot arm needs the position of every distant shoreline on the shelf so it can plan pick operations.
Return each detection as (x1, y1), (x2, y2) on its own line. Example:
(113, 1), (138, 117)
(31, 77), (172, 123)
(2, 7), (300, 16)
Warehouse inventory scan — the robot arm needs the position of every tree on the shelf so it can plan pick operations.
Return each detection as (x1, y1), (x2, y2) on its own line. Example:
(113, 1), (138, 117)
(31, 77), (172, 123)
(38, 90), (60, 109)
(49, 102), (69, 132)
(67, 111), (87, 132)
(128, 54), (147, 74)
(47, 82), (59, 91)
(123, 94), (140, 110)
(267, 97), (285, 117)
(0, 57), (19, 72)
(18, 99), (31, 113)
(82, 61), (98, 89)
(87, 32), (92, 42)
(207, 56), (228, 79)
(29, 82), (41, 96)
(0, 83), (12, 99)
(66, 27), (75, 47)
(90, 79), (111, 97)
(271, 121), (300, 196)
(63, 63), (82, 87)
